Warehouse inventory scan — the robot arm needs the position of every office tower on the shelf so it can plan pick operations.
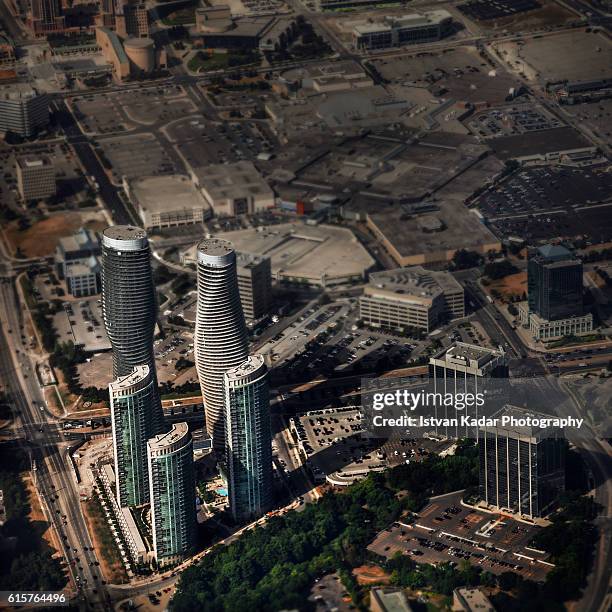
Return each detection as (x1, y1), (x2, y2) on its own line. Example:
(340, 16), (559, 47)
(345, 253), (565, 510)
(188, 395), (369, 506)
(0, 84), (49, 137)
(224, 355), (273, 522)
(101, 225), (158, 379)
(109, 365), (163, 507)
(195, 238), (249, 451)
(147, 422), (197, 567)
(236, 252), (272, 322)
(429, 342), (507, 438)
(479, 405), (566, 518)
(528, 244), (583, 321)
(16, 156), (55, 202)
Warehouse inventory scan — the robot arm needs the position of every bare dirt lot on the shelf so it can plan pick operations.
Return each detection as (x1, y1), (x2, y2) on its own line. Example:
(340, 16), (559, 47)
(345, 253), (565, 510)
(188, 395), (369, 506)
(353, 564), (390, 586)
(487, 271), (527, 302)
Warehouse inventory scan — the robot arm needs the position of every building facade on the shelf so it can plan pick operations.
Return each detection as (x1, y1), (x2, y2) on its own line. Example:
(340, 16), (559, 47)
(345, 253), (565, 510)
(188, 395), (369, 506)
(16, 156), (55, 201)
(479, 405), (566, 518)
(360, 266), (464, 332)
(353, 10), (453, 50)
(528, 244), (583, 321)
(0, 84), (49, 137)
(236, 252), (272, 322)
(225, 355), (273, 522)
(101, 225), (158, 379)
(147, 422), (197, 567)
(109, 365), (163, 507)
(195, 239), (249, 451)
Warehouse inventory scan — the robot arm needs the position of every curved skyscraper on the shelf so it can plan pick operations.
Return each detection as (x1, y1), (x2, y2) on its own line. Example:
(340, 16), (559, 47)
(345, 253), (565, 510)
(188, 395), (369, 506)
(194, 238), (248, 450)
(102, 225), (157, 379)
(147, 422), (197, 567)
(109, 365), (163, 507)
(225, 355), (273, 522)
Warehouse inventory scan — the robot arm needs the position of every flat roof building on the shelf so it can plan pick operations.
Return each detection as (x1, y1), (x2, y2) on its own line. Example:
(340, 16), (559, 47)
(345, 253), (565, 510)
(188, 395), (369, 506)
(452, 588), (495, 612)
(360, 266), (465, 333)
(353, 10), (453, 51)
(56, 227), (101, 279)
(15, 156), (55, 202)
(192, 161), (275, 217)
(127, 174), (212, 230)
(479, 405), (566, 519)
(0, 83), (49, 137)
(236, 252), (272, 322)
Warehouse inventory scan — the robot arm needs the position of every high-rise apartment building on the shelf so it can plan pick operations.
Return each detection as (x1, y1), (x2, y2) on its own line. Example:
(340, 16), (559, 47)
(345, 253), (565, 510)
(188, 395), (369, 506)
(0, 84), (49, 137)
(147, 422), (197, 567)
(528, 244), (583, 321)
(195, 239), (249, 451)
(16, 156), (55, 202)
(29, 0), (65, 35)
(109, 365), (163, 507)
(224, 355), (273, 522)
(101, 225), (158, 379)
(479, 405), (566, 518)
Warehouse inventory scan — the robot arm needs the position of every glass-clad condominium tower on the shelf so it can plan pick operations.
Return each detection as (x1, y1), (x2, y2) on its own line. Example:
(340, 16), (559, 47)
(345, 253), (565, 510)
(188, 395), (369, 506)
(195, 239), (248, 451)
(109, 365), (163, 507)
(147, 422), (197, 567)
(479, 405), (566, 518)
(102, 225), (158, 378)
(225, 355), (273, 522)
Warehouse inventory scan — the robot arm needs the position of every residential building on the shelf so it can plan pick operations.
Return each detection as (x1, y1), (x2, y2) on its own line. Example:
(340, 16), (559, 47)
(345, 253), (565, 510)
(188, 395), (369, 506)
(147, 422), (197, 567)
(360, 267), (464, 332)
(0, 84), (49, 137)
(191, 161), (275, 217)
(15, 156), (55, 202)
(225, 355), (273, 522)
(236, 252), (272, 321)
(353, 10), (453, 51)
(195, 239), (249, 451)
(479, 405), (566, 518)
(109, 365), (164, 507)
(28, 0), (65, 35)
(101, 225), (158, 379)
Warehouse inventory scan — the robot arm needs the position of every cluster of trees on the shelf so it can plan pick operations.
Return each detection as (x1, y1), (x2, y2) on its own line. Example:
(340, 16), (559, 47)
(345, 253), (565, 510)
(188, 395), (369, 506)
(171, 442), (480, 611)
(484, 259), (518, 280)
(451, 250), (483, 270)
(0, 443), (66, 591)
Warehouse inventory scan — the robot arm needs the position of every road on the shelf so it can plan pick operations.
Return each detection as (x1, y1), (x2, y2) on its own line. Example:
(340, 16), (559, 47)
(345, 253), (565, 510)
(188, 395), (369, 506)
(0, 260), (111, 610)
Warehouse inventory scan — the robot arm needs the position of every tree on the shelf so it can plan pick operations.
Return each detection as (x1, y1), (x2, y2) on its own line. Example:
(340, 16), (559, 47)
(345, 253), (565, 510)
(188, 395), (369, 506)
(451, 250), (483, 270)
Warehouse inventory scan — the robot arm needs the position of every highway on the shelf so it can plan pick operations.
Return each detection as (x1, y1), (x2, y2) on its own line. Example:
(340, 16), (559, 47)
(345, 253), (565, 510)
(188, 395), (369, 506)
(0, 260), (111, 610)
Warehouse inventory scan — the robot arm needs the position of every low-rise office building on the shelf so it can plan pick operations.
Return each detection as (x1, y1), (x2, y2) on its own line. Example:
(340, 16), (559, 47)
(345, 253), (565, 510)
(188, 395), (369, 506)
(452, 588), (495, 612)
(192, 161), (275, 217)
(360, 266), (464, 332)
(127, 174), (212, 230)
(352, 10), (453, 50)
(236, 252), (272, 321)
(15, 156), (55, 201)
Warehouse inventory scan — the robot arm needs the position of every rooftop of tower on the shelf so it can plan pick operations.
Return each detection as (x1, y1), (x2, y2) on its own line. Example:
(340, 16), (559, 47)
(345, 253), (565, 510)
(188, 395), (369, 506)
(103, 225), (148, 250)
(109, 364), (150, 393)
(197, 238), (236, 266)
(226, 354), (266, 382)
(148, 422), (190, 453)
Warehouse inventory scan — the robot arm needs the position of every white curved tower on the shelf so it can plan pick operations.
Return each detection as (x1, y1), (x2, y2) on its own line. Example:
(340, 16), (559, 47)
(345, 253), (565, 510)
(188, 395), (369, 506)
(194, 238), (248, 450)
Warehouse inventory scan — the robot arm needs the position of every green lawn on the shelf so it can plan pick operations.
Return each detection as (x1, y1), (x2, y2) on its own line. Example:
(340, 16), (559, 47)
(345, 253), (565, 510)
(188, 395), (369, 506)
(187, 50), (260, 73)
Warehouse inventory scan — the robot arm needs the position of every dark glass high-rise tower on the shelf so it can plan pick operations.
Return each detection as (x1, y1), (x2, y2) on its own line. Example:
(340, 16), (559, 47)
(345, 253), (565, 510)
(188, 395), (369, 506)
(102, 225), (158, 379)
(195, 238), (249, 451)
(224, 355), (273, 522)
(527, 244), (583, 321)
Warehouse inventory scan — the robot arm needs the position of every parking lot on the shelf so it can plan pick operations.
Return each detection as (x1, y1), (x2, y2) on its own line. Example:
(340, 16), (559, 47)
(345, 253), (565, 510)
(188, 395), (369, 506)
(468, 103), (562, 138)
(369, 492), (552, 583)
(97, 133), (181, 183)
(458, 0), (540, 21)
(53, 298), (111, 354)
(563, 99), (612, 148)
